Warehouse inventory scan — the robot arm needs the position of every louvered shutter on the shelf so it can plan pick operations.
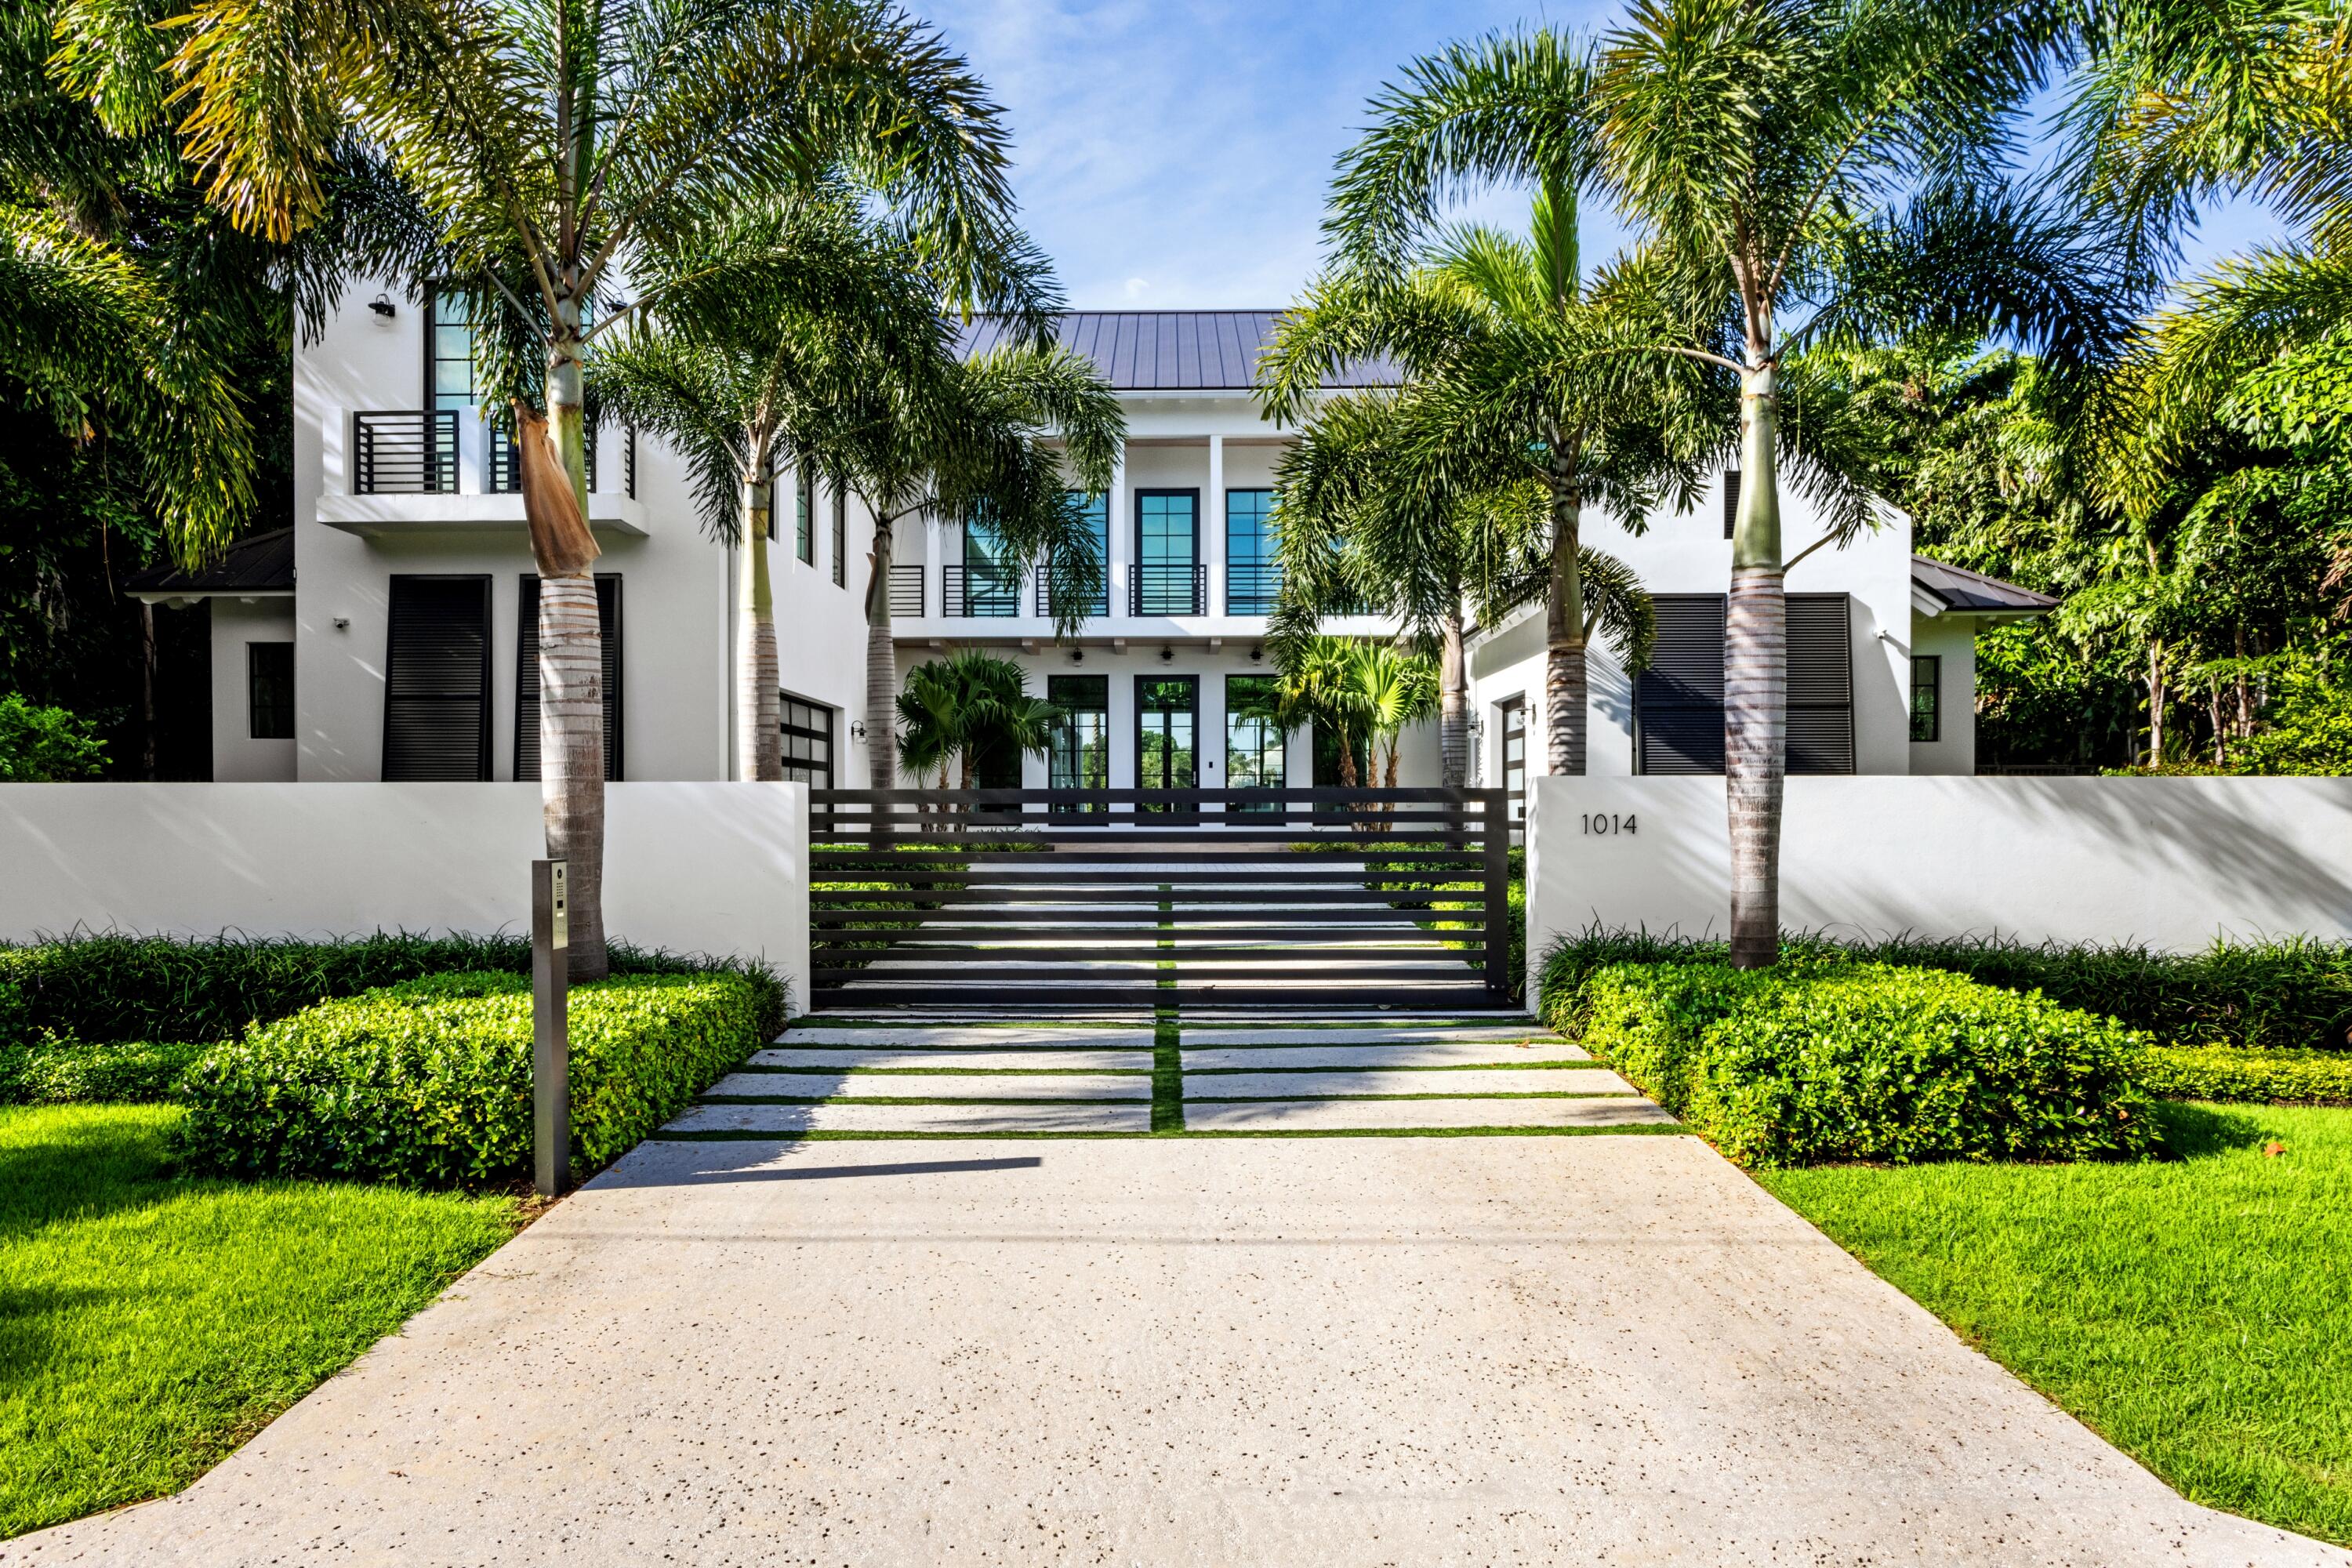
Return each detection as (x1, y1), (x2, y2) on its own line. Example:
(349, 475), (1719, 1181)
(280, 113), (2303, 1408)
(1635, 595), (1727, 774)
(1786, 593), (1855, 774)
(382, 575), (492, 780)
(515, 575), (625, 781)
(1633, 591), (1853, 775)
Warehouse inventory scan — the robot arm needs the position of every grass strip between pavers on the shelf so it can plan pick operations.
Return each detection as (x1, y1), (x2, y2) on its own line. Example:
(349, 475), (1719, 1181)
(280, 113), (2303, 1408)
(733, 1065), (1156, 1076)
(1178, 1060), (1606, 1073)
(699, 1095), (1148, 1107)
(1178, 1091), (1639, 1102)
(652, 1123), (1693, 1142)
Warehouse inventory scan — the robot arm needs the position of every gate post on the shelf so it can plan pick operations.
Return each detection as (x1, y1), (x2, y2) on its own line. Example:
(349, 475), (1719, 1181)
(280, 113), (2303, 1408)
(1480, 789), (1509, 1000)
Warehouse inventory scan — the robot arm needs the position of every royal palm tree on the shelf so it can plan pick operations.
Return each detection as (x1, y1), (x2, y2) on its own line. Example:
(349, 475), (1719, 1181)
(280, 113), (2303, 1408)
(70, 0), (1057, 976)
(593, 195), (948, 780)
(811, 343), (1123, 788)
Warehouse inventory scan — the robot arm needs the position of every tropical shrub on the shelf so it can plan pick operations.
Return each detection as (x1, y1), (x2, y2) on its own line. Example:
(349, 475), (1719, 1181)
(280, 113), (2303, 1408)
(0, 695), (107, 781)
(0, 1036), (205, 1104)
(2132, 1045), (2352, 1105)
(1567, 960), (2157, 1167)
(172, 971), (764, 1186)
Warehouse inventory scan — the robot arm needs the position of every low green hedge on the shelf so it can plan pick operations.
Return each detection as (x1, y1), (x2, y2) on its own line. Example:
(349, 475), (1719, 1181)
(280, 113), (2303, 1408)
(172, 971), (764, 1186)
(2132, 1045), (2352, 1105)
(1538, 928), (2352, 1052)
(1567, 959), (2158, 1167)
(0, 932), (786, 1054)
(0, 1038), (205, 1105)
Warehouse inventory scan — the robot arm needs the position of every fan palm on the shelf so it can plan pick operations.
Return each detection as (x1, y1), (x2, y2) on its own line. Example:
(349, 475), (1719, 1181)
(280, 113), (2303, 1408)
(593, 194), (946, 780)
(809, 341), (1123, 787)
(67, 0), (1056, 976)
(895, 648), (1056, 792)
(1353, 642), (1439, 790)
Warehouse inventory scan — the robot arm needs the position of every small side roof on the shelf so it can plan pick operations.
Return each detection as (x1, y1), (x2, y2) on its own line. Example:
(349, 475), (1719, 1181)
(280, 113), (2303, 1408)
(1911, 555), (2055, 619)
(125, 528), (294, 601)
(953, 311), (1396, 392)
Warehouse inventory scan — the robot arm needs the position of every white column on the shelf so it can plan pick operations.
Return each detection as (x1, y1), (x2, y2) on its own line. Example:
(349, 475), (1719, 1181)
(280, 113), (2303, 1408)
(924, 513), (942, 619)
(1108, 448), (1128, 621)
(1205, 434), (1225, 617)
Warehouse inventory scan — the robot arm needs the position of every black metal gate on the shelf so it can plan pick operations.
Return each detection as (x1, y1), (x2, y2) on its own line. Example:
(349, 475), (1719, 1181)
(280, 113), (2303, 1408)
(809, 786), (1513, 1013)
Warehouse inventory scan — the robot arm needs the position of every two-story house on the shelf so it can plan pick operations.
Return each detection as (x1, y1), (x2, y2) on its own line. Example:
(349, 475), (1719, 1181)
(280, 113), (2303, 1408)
(129, 296), (2053, 802)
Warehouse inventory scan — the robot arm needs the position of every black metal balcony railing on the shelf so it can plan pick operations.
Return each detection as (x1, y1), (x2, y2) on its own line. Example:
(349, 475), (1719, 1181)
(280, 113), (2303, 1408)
(887, 564), (925, 617)
(945, 562), (1025, 617)
(1034, 572), (1110, 620)
(488, 423), (602, 495)
(623, 426), (637, 500)
(1131, 562), (1207, 616)
(1225, 562), (1283, 615)
(354, 410), (459, 495)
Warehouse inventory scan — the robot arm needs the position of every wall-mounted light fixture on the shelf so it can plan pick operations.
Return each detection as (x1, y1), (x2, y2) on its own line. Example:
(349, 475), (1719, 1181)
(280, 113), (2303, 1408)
(332, 616), (351, 630)
(1158, 644), (1174, 663)
(367, 293), (397, 320)
(849, 720), (868, 742)
(1248, 645), (1263, 663)
(1068, 648), (1085, 665)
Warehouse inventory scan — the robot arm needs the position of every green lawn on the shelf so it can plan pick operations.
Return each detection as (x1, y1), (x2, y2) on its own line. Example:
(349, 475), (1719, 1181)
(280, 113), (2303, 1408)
(1762, 1102), (2352, 1547)
(0, 1105), (522, 1538)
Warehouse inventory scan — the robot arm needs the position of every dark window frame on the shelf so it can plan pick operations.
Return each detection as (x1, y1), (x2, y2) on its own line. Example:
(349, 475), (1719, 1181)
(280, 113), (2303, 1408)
(382, 574), (493, 781)
(1047, 673), (1111, 808)
(1497, 694), (1527, 823)
(1133, 488), (1201, 615)
(1633, 593), (1856, 775)
(1134, 672), (1199, 800)
(794, 468), (815, 564)
(246, 641), (294, 740)
(779, 691), (833, 787)
(1722, 469), (1741, 541)
(830, 485), (847, 588)
(514, 574), (625, 782)
(1910, 654), (1942, 742)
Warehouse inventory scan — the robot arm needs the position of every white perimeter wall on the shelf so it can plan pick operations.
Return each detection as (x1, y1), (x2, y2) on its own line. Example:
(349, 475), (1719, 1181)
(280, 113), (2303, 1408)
(0, 783), (810, 1013)
(1526, 775), (2352, 990)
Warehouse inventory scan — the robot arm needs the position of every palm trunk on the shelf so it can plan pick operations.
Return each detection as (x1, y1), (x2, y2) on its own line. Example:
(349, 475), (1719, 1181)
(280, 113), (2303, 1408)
(2146, 639), (2166, 768)
(1725, 363), (1784, 971)
(1543, 448), (1587, 777)
(531, 317), (608, 983)
(1335, 729), (1359, 789)
(738, 468), (781, 782)
(1438, 608), (1468, 787)
(863, 516), (898, 790)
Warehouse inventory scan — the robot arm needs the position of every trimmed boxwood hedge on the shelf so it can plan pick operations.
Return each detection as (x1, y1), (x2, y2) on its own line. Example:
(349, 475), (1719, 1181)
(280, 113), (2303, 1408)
(1563, 958), (2157, 1167)
(172, 971), (764, 1186)
(0, 1037), (205, 1105)
(2132, 1044), (2352, 1105)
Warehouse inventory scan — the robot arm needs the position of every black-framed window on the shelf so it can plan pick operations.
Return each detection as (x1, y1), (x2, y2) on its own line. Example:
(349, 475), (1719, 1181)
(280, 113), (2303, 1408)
(1910, 655), (1942, 742)
(383, 575), (492, 780)
(1226, 489), (1279, 613)
(247, 642), (293, 740)
(514, 574), (623, 781)
(794, 469), (814, 564)
(1047, 674), (1109, 808)
(831, 487), (847, 588)
(780, 693), (833, 786)
(1136, 673), (1197, 798)
(1134, 489), (1201, 614)
(1633, 593), (1855, 775)
(1225, 673), (1284, 808)
(959, 508), (1023, 615)
(1722, 469), (1740, 540)
(1498, 695), (1526, 823)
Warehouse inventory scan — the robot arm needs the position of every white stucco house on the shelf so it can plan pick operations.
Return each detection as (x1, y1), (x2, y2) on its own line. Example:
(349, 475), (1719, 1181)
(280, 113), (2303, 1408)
(129, 293), (2053, 804)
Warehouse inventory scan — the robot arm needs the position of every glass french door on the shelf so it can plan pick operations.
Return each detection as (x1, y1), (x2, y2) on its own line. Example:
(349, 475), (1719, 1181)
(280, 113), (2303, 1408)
(1133, 491), (1200, 613)
(1047, 674), (1109, 811)
(1499, 695), (1527, 823)
(1225, 674), (1285, 815)
(1136, 674), (1197, 814)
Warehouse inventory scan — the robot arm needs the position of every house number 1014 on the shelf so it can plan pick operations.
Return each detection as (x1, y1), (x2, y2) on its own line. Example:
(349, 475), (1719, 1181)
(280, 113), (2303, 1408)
(1581, 813), (1637, 836)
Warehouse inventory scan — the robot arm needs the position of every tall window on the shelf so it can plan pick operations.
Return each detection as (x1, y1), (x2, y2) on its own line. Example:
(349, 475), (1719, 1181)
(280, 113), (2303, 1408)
(1225, 673), (1284, 811)
(780, 694), (833, 786)
(795, 470), (814, 564)
(831, 488), (847, 588)
(1047, 492), (1109, 617)
(1047, 675), (1109, 808)
(959, 510), (1022, 615)
(1910, 655), (1942, 742)
(247, 643), (294, 739)
(383, 575), (492, 781)
(1136, 674), (1197, 799)
(1498, 696), (1526, 823)
(1134, 490), (1200, 613)
(1225, 489), (1279, 612)
(427, 289), (481, 492)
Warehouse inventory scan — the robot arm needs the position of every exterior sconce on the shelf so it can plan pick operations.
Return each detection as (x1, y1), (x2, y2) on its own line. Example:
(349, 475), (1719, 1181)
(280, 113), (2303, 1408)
(849, 720), (868, 742)
(1159, 645), (1174, 662)
(368, 293), (397, 320)
(1248, 645), (1263, 662)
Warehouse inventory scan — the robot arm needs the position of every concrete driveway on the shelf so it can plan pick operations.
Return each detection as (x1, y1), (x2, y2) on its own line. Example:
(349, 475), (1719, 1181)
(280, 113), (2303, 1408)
(9, 1127), (2339, 1566)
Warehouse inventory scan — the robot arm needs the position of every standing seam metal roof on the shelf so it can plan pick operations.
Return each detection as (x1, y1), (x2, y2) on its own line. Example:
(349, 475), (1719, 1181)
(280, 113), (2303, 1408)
(953, 311), (1397, 391)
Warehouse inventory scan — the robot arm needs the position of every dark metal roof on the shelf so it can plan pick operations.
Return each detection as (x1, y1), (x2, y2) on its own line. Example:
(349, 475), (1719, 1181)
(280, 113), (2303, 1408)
(953, 311), (1397, 392)
(126, 528), (294, 598)
(1911, 555), (2055, 615)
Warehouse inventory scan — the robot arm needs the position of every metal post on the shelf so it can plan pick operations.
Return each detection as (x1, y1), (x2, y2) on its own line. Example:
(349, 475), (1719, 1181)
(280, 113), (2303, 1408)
(1480, 789), (1510, 1000)
(532, 858), (570, 1196)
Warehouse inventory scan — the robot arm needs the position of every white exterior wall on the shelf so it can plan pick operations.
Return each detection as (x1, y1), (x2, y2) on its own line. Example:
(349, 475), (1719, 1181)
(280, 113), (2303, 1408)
(209, 598), (299, 782)
(1907, 614), (1978, 776)
(1468, 468), (1919, 779)
(0, 782), (811, 1009)
(1524, 776), (2352, 981)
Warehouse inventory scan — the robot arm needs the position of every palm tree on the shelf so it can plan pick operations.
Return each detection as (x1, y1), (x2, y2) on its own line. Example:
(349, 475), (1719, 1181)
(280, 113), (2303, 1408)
(1353, 643), (1439, 789)
(593, 195), (949, 780)
(1269, 634), (1374, 789)
(811, 343), (1123, 788)
(80, 0), (1056, 976)
(1265, 74), (1708, 781)
(895, 648), (1057, 792)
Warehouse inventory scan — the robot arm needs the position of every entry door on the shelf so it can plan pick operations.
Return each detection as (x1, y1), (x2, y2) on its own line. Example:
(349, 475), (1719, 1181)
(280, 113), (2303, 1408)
(1047, 673), (1109, 811)
(1225, 673), (1286, 818)
(1136, 674), (1197, 816)
(1498, 696), (1526, 824)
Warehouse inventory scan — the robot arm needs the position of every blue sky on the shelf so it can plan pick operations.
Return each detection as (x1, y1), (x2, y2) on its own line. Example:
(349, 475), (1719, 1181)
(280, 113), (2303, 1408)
(920, 0), (2293, 310)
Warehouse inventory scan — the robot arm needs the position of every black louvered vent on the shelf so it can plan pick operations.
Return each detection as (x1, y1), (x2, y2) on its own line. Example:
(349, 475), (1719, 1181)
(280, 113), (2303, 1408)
(1634, 592), (1854, 775)
(516, 575), (624, 782)
(383, 575), (491, 780)
(1722, 470), (1740, 540)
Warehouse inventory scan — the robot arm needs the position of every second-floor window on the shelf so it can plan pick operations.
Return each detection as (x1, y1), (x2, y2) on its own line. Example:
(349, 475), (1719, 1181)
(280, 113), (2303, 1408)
(957, 510), (1022, 616)
(795, 470), (815, 564)
(1226, 488), (1278, 613)
(1134, 490), (1200, 614)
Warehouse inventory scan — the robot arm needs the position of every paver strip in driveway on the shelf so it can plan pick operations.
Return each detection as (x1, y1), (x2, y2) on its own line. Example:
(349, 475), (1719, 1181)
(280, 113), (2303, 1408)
(9, 1017), (2343, 1566)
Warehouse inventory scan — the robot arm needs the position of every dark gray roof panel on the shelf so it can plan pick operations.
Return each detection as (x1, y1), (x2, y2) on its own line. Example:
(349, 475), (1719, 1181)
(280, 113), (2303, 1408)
(1911, 554), (2056, 615)
(952, 311), (1397, 391)
(126, 528), (295, 596)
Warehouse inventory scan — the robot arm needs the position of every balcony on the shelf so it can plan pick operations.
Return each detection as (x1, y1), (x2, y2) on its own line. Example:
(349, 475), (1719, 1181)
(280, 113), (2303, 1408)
(353, 411), (458, 495)
(321, 407), (647, 538)
(1033, 571), (1109, 620)
(1131, 562), (1207, 616)
(944, 562), (1025, 618)
(1225, 562), (1282, 615)
(888, 564), (925, 617)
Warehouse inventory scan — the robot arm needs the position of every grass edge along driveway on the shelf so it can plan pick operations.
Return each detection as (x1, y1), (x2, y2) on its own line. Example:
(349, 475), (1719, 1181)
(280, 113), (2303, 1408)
(1762, 1101), (2352, 1549)
(0, 1103), (523, 1538)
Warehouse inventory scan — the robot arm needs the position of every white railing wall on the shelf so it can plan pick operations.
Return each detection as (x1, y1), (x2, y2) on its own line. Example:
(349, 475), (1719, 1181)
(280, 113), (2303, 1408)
(0, 782), (810, 1014)
(1526, 775), (2352, 1000)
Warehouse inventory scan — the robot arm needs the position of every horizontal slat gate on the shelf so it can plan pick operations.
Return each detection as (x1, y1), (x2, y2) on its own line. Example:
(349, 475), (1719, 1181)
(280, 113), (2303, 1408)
(809, 787), (1512, 1013)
